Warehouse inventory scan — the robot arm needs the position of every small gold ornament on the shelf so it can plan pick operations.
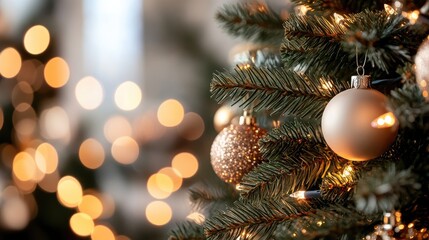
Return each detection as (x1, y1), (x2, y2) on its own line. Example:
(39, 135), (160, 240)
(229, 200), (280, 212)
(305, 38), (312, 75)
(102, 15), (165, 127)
(321, 75), (399, 161)
(415, 37), (429, 100)
(210, 111), (267, 184)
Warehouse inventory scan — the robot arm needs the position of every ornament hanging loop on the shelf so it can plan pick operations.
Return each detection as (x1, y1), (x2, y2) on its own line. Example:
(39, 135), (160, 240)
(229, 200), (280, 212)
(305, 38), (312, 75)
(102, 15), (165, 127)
(352, 45), (370, 89)
(355, 45), (368, 76)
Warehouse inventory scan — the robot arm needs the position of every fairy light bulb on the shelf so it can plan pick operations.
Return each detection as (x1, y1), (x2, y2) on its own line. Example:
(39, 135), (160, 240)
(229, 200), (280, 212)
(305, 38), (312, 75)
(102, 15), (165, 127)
(334, 13), (345, 25)
(384, 4), (396, 15)
(290, 191), (306, 199)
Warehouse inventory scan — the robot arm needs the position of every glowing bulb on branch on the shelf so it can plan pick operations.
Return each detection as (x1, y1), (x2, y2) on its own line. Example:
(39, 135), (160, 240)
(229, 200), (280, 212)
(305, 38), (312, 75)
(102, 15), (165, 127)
(334, 13), (345, 26)
(384, 4), (396, 15)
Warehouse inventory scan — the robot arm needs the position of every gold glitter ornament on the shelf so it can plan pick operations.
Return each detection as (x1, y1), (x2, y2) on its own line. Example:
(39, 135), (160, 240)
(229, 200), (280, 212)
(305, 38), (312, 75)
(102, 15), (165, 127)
(210, 111), (267, 184)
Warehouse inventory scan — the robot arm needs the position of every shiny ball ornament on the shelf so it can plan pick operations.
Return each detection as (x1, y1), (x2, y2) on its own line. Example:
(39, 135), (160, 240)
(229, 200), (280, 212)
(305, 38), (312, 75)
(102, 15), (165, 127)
(415, 37), (429, 100)
(322, 76), (399, 161)
(210, 113), (267, 184)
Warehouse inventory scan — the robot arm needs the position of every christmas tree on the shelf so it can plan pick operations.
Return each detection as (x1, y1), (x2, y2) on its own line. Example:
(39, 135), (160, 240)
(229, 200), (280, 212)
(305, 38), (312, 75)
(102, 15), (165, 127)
(169, 0), (429, 239)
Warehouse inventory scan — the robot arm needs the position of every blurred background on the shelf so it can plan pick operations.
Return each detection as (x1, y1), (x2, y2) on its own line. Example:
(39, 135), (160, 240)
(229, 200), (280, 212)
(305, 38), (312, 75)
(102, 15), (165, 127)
(0, 0), (244, 239)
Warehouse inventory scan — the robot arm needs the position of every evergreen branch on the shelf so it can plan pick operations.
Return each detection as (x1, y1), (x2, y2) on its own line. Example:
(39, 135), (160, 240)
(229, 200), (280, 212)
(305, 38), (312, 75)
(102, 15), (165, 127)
(204, 197), (324, 240)
(259, 118), (324, 160)
(216, 3), (284, 44)
(169, 221), (206, 240)
(189, 182), (238, 217)
(342, 10), (418, 73)
(389, 83), (429, 131)
(354, 165), (421, 214)
(291, 0), (388, 14)
(281, 36), (356, 78)
(210, 67), (348, 118)
(239, 148), (339, 202)
(272, 204), (379, 240)
(283, 14), (346, 39)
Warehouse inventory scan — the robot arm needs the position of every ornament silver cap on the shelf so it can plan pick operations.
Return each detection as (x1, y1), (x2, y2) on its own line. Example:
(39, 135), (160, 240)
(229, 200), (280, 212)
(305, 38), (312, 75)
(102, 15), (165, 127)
(351, 75), (371, 89)
(239, 110), (256, 125)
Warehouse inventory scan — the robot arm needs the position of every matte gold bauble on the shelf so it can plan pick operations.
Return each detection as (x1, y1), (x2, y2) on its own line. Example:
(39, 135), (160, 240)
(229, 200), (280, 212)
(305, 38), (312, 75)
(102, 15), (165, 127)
(415, 37), (429, 100)
(210, 113), (267, 184)
(321, 83), (399, 161)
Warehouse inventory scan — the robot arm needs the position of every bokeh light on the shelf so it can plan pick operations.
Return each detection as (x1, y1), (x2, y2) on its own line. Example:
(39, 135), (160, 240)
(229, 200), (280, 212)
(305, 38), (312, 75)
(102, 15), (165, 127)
(35, 142), (58, 174)
(103, 116), (132, 143)
(79, 138), (105, 169)
(44, 57), (70, 88)
(0, 47), (22, 78)
(13, 107), (37, 138)
(23, 25), (50, 55)
(12, 82), (34, 112)
(78, 194), (103, 219)
(111, 136), (139, 165)
(13, 174), (37, 193)
(171, 152), (198, 178)
(1, 144), (17, 168)
(0, 195), (30, 230)
(57, 176), (83, 208)
(91, 225), (115, 240)
(147, 173), (173, 199)
(38, 171), (60, 193)
(69, 213), (94, 237)
(13, 151), (37, 182)
(133, 112), (166, 143)
(40, 106), (70, 140)
(157, 99), (185, 127)
(16, 60), (45, 91)
(114, 81), (142, 111)
(145, 201), (172, 226)
(75, 76), (104, 110)
(180, 112), (205, 140)
(158, 167), (183, 192)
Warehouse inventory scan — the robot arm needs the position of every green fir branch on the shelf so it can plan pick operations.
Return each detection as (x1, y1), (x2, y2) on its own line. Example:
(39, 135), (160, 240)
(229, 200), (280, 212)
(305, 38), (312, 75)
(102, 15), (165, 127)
(204, 197), (324, 240)
(389, 83), (429, 130)
(189, 182), (238, 217)
(342, 10), (416, 73)
(272, 204), (379, 240)
(239, 147), (340, 202)
(354, 164), (421, 214)
(291, 0), (388, 14)
(210, 67), (348, 118)
(259, 118), (324, 160)
(281, 13), (356, 77)
(169, 221), (206, 240)
(216, 3), (284, 44)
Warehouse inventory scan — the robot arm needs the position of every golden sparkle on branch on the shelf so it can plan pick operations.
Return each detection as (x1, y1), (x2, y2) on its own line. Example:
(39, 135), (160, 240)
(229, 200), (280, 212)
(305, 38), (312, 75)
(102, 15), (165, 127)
(334, 13), (345, 25)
